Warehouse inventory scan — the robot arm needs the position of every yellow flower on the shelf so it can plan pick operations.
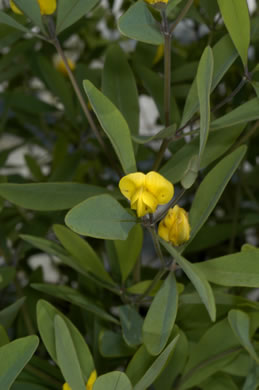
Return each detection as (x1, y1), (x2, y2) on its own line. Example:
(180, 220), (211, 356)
(145, 0), (168, 4)
(63, 370), (97, 390)
(158, 205), (190, 246)
(10, 0), (56, 15)
(119, 171), (174, 218)
(54, 55), (76, 76)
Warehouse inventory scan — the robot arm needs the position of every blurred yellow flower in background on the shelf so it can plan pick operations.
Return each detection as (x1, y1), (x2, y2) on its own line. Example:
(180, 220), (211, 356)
(54, 55), (76, 76)
(119, 171), (174, 218)
(10, 0), (56, 15)
(158, 205), (190, 246)
(63, 370), (97, 390)
(145, 0), (168, 4)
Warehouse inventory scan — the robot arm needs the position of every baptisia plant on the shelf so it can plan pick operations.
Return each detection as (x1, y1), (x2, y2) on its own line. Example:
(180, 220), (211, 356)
(10, 0), (56, 15)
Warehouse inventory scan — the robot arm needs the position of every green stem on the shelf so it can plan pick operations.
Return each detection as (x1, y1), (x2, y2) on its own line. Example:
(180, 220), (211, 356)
(148, 225), (166, 267)
(169, 0), (194, 35)
(47, 21), (120, 175)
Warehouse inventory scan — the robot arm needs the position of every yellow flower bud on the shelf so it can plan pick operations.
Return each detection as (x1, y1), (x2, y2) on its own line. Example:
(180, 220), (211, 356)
(63, 370), (97, 390)
(158, 205), (191, 246)
(119, 171), (174, 218)
(54, 55), (76, 76)
(10, 0), (56, 15)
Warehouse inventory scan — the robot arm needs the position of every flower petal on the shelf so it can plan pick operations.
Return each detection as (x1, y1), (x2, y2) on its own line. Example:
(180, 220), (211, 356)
(145, 171), (174, 204)
(119, 172), (145, 200)
(158, 221), (170, 242)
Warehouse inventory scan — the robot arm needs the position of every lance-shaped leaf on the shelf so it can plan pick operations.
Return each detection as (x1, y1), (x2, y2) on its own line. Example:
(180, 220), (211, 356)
(228, 310), (259, 364)
(56, 0), (99, 34)
(119, 305), (143, 347)
(93, 372), (132, 390)
(55, 316), (86, 390)
(37, 300), (95, 381)
(65, 194), (136, 240)
(187, 146), (247, 246)
(134, 335), (179, 390)
(197, 46), (214, 161)
(0, 336), (39, 390)
(53, 224), (114, 285)
(0, 182), (108, 211)
(13, 0), (45, 33)
(143, 273), (178, 355)
(83, 80), (136, 174)
(161, 241), (216, 321)
(0, 11), (29, 33)
(102, 44), (139, 136)
(217, 0), (250, 67)
(181, 34), (238, 126)
(194, 249), (259, 288)
(118, 1), (163, 45)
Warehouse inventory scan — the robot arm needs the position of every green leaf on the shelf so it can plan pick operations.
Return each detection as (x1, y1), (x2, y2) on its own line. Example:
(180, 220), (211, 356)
(0, 325), (9, 347)
(0, 182), (107, 211)
(53, 224), (114, 285)
(242, 363), (259, 390)
(55, 316), (86, 390)
(181, 34), (238, 126)
(126, 345), (155, 386)
(32, 284), (118, 324)
(143, 273), (178, 356)
(188, 146), (247, 245)
(56, 0), (99, 34)
(83, 80), (136, 174)
(228, 310), (259, 364)
(93, 372), (132, 390)
(118, 1), (163, 45)
(201, 373), (239, 390)
(194, 250), (259, 287)
(99, 331), (135, 357)
(180, 319), (240, 389)
(37, 300), (95, 380)
(65, 194), (136, 240)
(160, 241), (216, 322)
(102, 44), (139, 135)
(134, 335), (179, 390)
(211, 99), (259, 130)
(197, 46), (214, 161)
(0, 336), (39, 390)
(217, 0), (250, 66)
(0, 11), (28, 33)
(0, 297), (26, 329)
(114, 224), (143, 282)
(119, 305), (143, 347)
(13, 0), (45, 33)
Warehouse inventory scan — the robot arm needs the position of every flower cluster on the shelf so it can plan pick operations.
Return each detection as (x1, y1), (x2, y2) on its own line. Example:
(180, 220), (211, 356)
(158, 205), (190, 246)
(145, 0), (168, 4)
(63, 370), (97, 390)
(119, 172), (190, 246)
(10, 0), (56, 15)
(119, 171), (174, 218)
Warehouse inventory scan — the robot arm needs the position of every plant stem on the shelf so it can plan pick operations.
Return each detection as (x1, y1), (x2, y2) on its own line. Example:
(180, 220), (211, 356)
(212, 78), (246, 114)
(148, 225), (166, 267)
(170, 0), (194, 35)
(47, 20), (120, 174)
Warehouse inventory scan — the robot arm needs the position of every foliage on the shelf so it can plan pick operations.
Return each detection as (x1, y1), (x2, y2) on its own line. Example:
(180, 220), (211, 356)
(0, 0), (259, 389)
